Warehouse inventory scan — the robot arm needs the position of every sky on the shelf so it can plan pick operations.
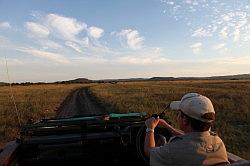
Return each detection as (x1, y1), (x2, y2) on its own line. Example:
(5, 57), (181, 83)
(0, 0), (250, 82)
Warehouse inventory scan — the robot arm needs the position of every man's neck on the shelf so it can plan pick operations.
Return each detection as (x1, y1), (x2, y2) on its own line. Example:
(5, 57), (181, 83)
(182, 125), (195, 134)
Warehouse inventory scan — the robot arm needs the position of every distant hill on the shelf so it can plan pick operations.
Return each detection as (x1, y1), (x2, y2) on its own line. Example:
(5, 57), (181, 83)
(97, 78), (147, 83)
(1, 74), (250, 85)
(55, 78), (93, 84)
(208, 74), (250, 80)
(0, 82), (8, 86)
(147, 74), (250, 81)
(149, 77), (175, 81)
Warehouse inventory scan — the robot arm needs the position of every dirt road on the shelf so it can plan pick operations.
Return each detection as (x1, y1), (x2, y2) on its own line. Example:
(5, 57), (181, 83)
(56, 88), (105, 118)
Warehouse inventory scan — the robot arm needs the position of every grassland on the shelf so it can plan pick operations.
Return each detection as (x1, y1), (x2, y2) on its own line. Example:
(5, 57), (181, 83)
(89, 79), (250, 160)
(0, 80), (249, 160)
(0, 84), (86, 148)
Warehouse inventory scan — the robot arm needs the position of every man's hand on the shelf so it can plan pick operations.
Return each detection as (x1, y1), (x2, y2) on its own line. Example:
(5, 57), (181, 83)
(144, 117), (159, 157)
(145, 117), (160, 130)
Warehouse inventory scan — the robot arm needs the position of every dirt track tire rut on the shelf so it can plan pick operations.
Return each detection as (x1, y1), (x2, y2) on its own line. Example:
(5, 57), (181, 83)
(56, 88), (105, 118)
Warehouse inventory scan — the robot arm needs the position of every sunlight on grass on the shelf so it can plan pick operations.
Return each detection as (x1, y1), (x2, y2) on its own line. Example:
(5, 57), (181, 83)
(0, 84), (85, 148)
(89, 80), (250, 159)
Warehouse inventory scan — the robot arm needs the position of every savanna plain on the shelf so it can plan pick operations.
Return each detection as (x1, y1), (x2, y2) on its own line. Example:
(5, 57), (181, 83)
(0, 79), (249, 159)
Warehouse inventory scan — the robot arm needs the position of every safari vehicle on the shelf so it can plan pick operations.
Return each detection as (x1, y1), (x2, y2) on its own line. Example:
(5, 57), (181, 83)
(0, 112), (153, 166)
(0, 112), (248, 166)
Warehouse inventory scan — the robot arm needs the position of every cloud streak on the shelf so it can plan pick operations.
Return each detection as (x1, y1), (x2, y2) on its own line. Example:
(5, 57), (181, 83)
(25, 22), (49, 38)
(0, 21), (11, 29)
(17, 47), (70, 64)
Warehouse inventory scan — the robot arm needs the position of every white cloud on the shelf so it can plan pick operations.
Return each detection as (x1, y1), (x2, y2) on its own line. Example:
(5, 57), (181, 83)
(23, 12), (110, 54)
(117, 29), (144, 49)
(46, 14), (87, 41)
(116, 47), (169, 65)
(222, 13), (233, 22)
(192, 27), (212, 37)
(214, 43), (225, 50)
(219, 27), (228, 39)
(17, 47), (70, 64)
(185, 0), (192, 4)
(167, 1), (174, 5)
(117, 56), (169, 65)
(25, 22), (50, 38)
(233, 28), (240, 42)
(0, 21), (11, 29)
(40, 40), (62, 49)
(88, 26), (104, 39)
(72, 47), (169, 65)
(190, 42), (202, 54)
(243, 27), (250, 41)
(162, 1), (250, 44)
(65, 41), (82, 53)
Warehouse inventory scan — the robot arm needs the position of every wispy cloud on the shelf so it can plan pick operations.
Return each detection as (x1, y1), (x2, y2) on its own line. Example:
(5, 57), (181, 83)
(40, 40), (62, 49)
(214, 43), (225, 50)
(162, 1), (250, 44)
(213, 43), (228, 54)
(25, 22), (49, 38)
(192, 28), (212, 37)
(65, 41), (82, 53)
(16, 47), (70, 64)
(219, 26), (228, 39)
(190, 42), (202, 55)
(71, 47), (169, 65)
(0, 21), (11, 29)
(46, 13), (86, 42)
(116, 47), (169, 65)
(117, 29), (144, 49)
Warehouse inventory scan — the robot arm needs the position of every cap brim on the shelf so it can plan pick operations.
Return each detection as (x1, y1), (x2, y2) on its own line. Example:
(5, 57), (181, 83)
(170, 101), (181, 110)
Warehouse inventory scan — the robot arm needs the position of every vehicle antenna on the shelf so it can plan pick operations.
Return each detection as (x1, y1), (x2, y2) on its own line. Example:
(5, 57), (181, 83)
(4, 56), (21, 127)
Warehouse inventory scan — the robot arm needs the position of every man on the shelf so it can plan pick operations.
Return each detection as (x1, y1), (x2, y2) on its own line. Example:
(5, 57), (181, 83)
(144, 93), (229, 166)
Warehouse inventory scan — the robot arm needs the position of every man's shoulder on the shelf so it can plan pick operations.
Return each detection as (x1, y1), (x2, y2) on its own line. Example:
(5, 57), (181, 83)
(169, 131), (224, 144)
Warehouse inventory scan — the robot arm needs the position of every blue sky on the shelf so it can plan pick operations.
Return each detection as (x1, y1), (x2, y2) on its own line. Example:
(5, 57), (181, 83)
(0, 0), (250, 82)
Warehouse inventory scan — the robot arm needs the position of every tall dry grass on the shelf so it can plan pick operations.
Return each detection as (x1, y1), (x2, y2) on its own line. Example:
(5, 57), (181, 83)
(0, 84), (85, 148)
(89, 79), (250, 160)
(0, 80), (249, 160)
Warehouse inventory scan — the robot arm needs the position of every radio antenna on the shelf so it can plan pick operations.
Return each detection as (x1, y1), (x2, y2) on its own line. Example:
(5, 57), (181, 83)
(4, 56), (21, 127)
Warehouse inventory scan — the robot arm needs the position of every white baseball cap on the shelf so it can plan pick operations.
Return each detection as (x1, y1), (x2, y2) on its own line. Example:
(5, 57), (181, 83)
(170, 93), (215, 123)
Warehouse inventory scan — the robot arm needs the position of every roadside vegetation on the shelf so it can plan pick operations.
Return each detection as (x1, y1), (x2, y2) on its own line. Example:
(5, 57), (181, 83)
(0, 80), (249, 160)
(0, 84), (85, 148)
(89, 79), (250, 160)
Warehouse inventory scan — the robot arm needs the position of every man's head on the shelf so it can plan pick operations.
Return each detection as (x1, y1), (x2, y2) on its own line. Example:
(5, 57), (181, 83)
(170, 93), (215, 132)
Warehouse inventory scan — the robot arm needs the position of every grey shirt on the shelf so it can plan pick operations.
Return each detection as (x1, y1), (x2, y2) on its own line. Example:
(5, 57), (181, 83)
(150, 131), (229, 166)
